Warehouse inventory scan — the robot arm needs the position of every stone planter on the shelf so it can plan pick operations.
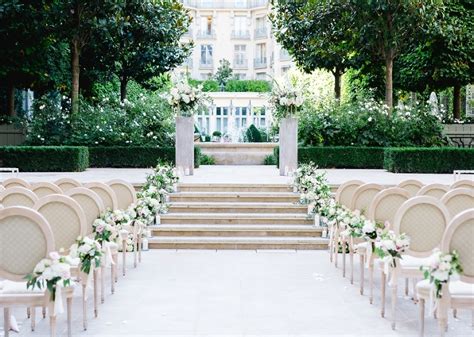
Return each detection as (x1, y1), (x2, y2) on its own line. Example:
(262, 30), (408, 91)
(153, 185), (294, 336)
(279, 117), (298, 176)
(175, 116), (194, 175)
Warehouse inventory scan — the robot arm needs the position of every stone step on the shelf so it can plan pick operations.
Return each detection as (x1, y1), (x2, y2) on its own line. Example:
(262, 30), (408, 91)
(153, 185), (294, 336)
(177, 183), (293, 193)
(148, 236), (328, 250)
(168, 202), (307, 214)
(160, 213), (313, 225)
(170, 192), (300, 203)
(150, 224), (323, 237)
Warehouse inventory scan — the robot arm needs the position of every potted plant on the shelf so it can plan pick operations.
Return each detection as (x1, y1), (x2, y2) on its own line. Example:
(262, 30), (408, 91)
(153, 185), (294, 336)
(212, 130), (222, 142)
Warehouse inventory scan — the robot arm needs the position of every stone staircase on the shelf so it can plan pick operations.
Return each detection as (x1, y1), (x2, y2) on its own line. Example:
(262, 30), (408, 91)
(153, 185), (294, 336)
(148, 183), (328, 250)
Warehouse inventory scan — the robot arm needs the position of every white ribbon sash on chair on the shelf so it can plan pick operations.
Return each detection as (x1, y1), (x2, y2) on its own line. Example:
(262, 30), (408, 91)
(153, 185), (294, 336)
(102, 242), (115, 267)
(81, 268), (94, 300)
(365, 242), (373, 268)
(51, 283), (64, 315)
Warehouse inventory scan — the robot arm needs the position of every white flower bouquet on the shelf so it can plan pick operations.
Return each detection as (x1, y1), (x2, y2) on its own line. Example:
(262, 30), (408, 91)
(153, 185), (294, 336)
(269, 79), (304, 120)
(93, 217), (120, 244)
(422, 249), (463, 298)
(166, 79), (210, 117)
(374, 231), (410, 268)
(69, 237), (103, 275)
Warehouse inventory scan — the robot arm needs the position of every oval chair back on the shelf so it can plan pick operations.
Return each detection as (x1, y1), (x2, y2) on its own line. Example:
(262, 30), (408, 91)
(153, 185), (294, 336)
(0, 187), (39, 207)
(2, 178), (31, 189)
(350, 183), (383, 214)
(367, 187), (411, 226)
(0, 206), (54, 281)
(440, 188), (474, 218)
(66, 187), (105, 235)
(417, 184), (449, 199)
(0, 185), (4, 192)
(451, 179), (474, 190)
(107, 179), (137, 210)
(441, 209), (474, 283)
(34, 194), (88, 251)
(55, 178), (82, 192)
(397, 179), (424, 197)
(335, 180), (364, 209)
(393, 196), (451, 258)
(31, 182), (63, 198)
(85, 182), (118, 212)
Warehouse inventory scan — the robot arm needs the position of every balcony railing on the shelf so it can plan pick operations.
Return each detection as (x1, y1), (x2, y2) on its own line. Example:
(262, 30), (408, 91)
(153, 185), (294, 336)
(254, 57), (267, 69)
(197, 29), (216, 39)
(233, 59), (248, 69)
(231, 30), (251, 39)
(199, 59), (214, 69)
(254, 27), (268, 39)
(181, 0), (268, 9)
(280, 49), (291, 61)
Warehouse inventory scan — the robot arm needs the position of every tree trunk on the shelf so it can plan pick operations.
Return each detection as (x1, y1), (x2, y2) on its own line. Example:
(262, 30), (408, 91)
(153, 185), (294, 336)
(453, 84), (461, 120)
(120, 76), (128, 102)
(385, 56), (394, 111)
(71, 39), (80, 115)
(334, 71), (341, 103)
(6, 82), (15, 117)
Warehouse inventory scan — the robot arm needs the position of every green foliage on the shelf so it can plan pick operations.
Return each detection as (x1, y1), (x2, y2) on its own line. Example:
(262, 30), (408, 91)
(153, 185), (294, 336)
(384, 147), (474, 173)
(200, 154), (216, 165)
(212, 131), (222, 137)
(245, 124), (263, 143)
(298, 146), (386, 169)
(214, 59), (233, 87)
(263, 154), (277, 166)
(225, 80), (271, 92)
(0, 146), (89, 172)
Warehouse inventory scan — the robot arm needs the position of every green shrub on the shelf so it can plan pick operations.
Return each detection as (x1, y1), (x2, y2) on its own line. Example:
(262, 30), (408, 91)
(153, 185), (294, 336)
(225, 80), (271, 92)
(384, 147), (474, 173)
(200, 154), (216, 165)
(245, 124), (262, 142)
(0, 146), (89, 172)
(194, 146), (201, 168)
(89, 146), (201, 168)
(263, 154), (277, 165)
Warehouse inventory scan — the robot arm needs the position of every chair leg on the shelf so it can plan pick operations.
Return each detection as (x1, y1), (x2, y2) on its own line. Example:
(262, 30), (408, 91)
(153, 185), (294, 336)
(111, 263), (115, 294)
(369, 259), (374, 304)
(31, 307), (36, 331)
(3, 308), (10, 337)
(82, 284), (87, 331)
(419, 298), (425, 337)
(405, 278), (409, 296)
(100, 266), (105, 304)
(329, 227), (334, 263)
(114, 253), (118, 283)
(350, 249), (354, 285)
(93, 269), (99, 318)
(50, 314), (57, 337)
(138, 236), (142, 263)
(342, 239), (346, 277)
(122, 240), (127, 276)
(359, 254), (364, 295)
(381, 272), (386, 318)
(453, 309), (457, 318)
(42, 306), (46, 318)
(391, 283), (398, 330)
(27, 307), (31, 319)
(67, 297), (72, 337)
(133, 238), (138, 268)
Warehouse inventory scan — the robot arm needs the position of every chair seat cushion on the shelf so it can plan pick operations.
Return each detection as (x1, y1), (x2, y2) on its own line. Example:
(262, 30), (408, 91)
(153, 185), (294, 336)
(1, 281), (44, 294)
(417, 279), (474, 299)
(355, 242), (369, 254)
(399, 255), (432, 269)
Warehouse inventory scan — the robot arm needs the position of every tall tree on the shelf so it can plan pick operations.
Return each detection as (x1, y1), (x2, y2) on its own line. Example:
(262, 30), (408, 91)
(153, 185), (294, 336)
(214, 59), (233, 88)
(271, 0), (357, 101)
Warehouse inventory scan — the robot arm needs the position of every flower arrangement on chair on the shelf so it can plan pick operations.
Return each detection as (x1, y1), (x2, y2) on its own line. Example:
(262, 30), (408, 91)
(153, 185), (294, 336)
(422, 249), (463, 299)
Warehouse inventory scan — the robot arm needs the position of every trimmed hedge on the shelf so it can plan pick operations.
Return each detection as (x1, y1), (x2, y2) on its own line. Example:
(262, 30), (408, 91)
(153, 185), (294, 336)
(89, 146), (201, 168)
(384, 147), (474, 173)
(274, 146), (385, 169)
(0, 146), (89, 172)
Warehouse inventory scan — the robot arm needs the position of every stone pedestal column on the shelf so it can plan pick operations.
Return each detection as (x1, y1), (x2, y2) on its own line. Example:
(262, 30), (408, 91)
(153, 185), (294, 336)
(175, 116), (194, 175)
(279, 117), (298, 176)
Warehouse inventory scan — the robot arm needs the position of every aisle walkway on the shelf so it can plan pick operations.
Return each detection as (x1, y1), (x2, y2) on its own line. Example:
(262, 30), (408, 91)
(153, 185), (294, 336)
(10, 250), (472, 336)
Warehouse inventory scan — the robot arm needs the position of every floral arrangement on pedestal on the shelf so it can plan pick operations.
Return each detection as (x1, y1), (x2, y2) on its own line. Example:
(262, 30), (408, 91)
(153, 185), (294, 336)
(166, 79), (210, 117)
(269, 79), (304, 121)
(422, 249), (463, 298)
(69, 237), (103, 275)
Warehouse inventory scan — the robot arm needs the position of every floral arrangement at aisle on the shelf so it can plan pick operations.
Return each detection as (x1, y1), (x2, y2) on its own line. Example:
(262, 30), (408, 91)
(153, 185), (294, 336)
(269, 78), (304, 121)
(141, 163), (179, 214)
(422, 249), (463, 298)
(69, 237), (103, 275)
(93, 217), (120, 245)
(293, 163), (331, 215)
(166, 79), (210, 117)
(374, 231), (410, 271)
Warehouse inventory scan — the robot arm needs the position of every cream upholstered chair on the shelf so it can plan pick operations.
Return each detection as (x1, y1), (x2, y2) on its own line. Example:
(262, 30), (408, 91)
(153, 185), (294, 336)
(451, 179), (474, 190)
(0, 185), (4, 192)
(356, 187), (411, 302)
(85, 182), (118, 211)
(0, 187), (39, 207)
(31, 182), (63, 198)
(107, 179), (137, 210)
(2, 178), (31, 189)
(398, 179), (424, 197)
(383, 196), (451, 329)
(416, 209), (474, 337)
(417, 183), (449, 199)
(441, 188), (474, 218)
(55, 178), (82, 193)
(0, 206), (74, 337)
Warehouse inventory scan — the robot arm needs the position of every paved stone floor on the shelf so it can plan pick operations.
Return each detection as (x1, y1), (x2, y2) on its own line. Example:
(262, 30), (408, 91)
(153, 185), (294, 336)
(4, 250), (472, 337)
(5, 165), (464, 186)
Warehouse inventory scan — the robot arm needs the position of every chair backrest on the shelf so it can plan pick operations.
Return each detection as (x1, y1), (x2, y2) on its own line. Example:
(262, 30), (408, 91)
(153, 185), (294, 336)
(450, 179), (474, 190)
(31, 182), (63, 198)
(107, 179), (137, 210)
(55, 178), (82, 192)
(440, 188), (474, 218)
(397, 179), (424, 196)
(0, 187), (39, 207)
(2, 178), (31, 189)
(335, 180), (364, 209)
(0, 206), (54, 281)
(34, 195), (87, 251)
(85, 182), (118, 211)
(367, 187), (411, 226)
(441, 209), (474, 283)
(393, 196), (451, 257)
(350, 183), (384, 213)
(417, 183), (449, 199)
(65, 187), (105, 234)
(0, 185), (4, 192)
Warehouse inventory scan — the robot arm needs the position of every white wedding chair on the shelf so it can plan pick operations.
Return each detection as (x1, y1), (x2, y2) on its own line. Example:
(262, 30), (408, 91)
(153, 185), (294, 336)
(2, 178), (31, 189)
(0, 206), (74, 337)
(55, 178), (81, 192)
(0, 185), (4, 192)
(441, 188), (474, 218)
(416, 209), (474, 337)
(417, 184), (449, 199)
(31, 182), (63, 198)
(450, 179), (474, 190)
(398, 180), (424, 197)
(0, 187), (39, 207)
(384, 196), (451, 329)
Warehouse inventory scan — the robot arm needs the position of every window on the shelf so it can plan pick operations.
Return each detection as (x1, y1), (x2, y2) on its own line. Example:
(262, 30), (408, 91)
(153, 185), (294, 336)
(256, 72), (267, 80)
(253, 107), (266, 128)
(200, 45), (213, 65)
(235, 0), (246, 7)
(256, 17), (265, 30)
(234, 45), (247, 65)
(195, 108), (211, 135)
(281, 66), (290, 74)
(200, 73), (212, 80)
(200, 15), (213, 35)
(201, 0), (213, 8)
(216, 107), (229, 133)
(234, 16), (247, 35)
(256, 43), (266, 62)
(234, 73), (247, 80)
(234, 107), (248, 129)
